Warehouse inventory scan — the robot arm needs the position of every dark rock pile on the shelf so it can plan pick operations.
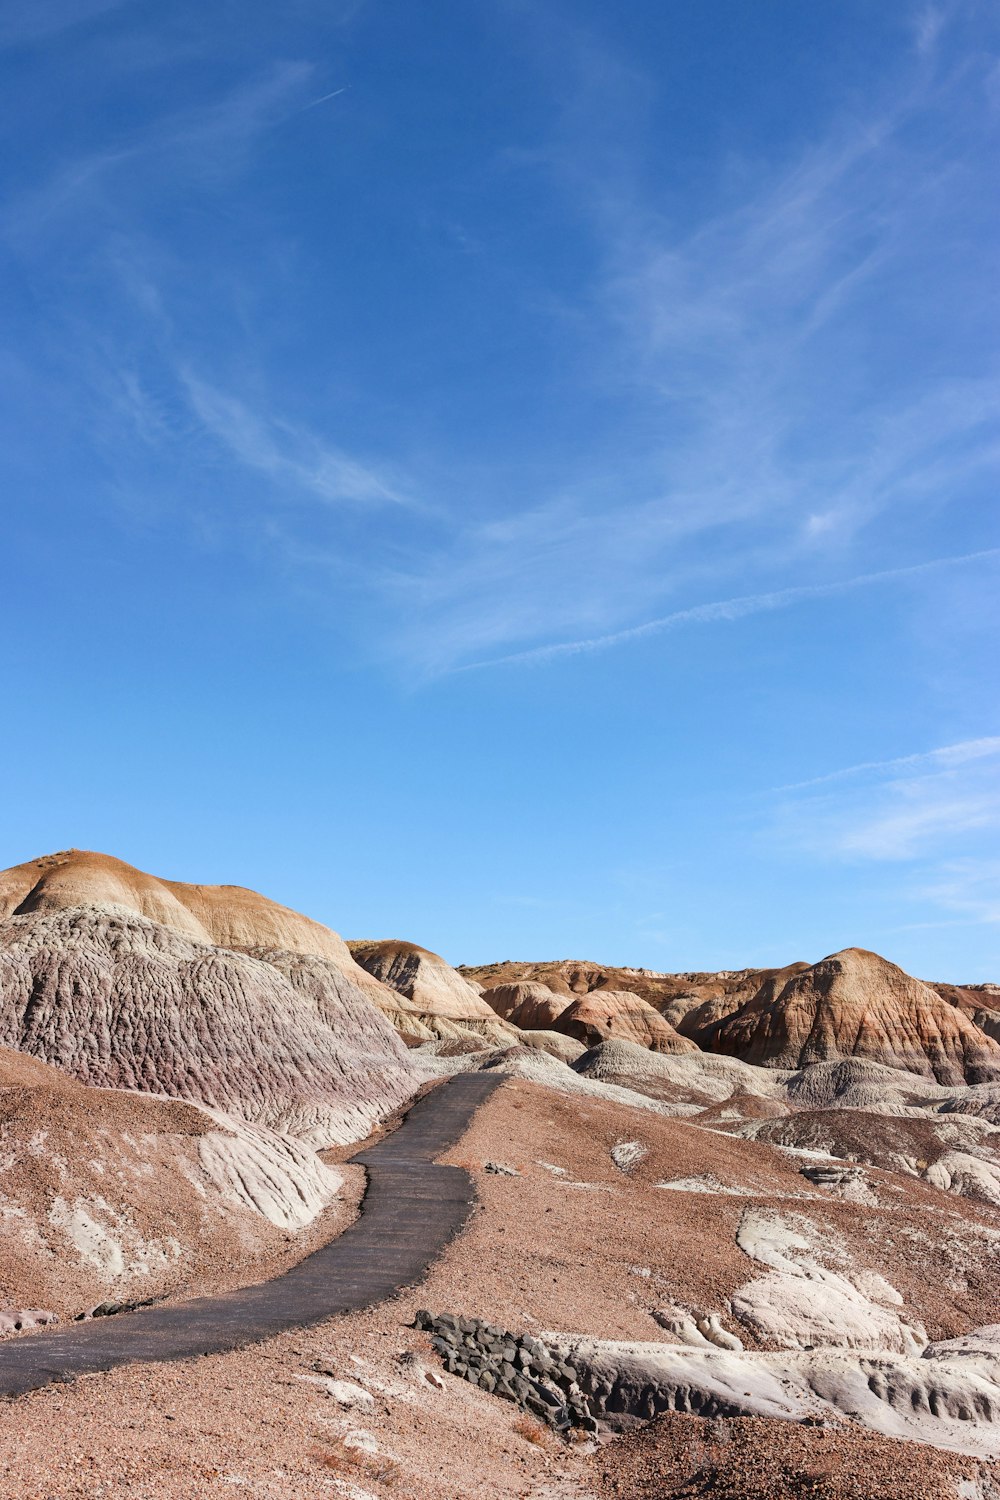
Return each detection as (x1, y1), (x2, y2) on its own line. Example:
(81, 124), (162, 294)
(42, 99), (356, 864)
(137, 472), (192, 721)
(414, 1310), (597, 1432)
(799, 1162), (866, 1190)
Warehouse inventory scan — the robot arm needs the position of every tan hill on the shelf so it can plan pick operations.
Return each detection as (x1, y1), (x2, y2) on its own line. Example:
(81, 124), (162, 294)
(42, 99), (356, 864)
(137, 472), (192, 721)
(0, 1045), (352, 1318)
(348, 939), (519, 1046)
(699, 947), (1000, 1085)
(462, 956), (760, 1009)
(480, 980), (572, 1030)
(0, 850), (419, 1145)
(1, 848), (353, 963)
(552, 990), (699, 1054)
(667, 962), (813, 1041)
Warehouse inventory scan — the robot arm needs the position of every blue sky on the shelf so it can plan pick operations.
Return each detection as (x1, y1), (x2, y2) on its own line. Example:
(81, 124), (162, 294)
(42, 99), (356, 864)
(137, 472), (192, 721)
(2, 0), (999, 978)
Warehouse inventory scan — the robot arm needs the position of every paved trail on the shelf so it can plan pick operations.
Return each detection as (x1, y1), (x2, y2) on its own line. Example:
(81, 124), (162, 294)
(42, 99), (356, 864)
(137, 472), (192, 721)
(0, 1072), (503, 1399)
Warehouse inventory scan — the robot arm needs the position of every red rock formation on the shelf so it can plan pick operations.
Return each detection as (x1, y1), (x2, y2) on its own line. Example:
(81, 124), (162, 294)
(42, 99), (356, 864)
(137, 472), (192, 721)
(700, 948), (1000, 1085)
(553, 990), (699, 1054)
(480, 981), (571, 1031)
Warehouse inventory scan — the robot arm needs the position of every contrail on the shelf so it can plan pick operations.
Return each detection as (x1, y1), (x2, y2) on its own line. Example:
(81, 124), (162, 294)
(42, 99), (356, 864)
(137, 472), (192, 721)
(774, 736), (1000, 793)
(299, 86), (348, 113)
(454, 546), (1000, 673)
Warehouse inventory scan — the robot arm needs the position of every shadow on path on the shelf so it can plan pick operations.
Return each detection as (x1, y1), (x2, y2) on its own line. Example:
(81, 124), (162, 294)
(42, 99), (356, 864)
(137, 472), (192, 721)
(0, 1072), (503, 1399)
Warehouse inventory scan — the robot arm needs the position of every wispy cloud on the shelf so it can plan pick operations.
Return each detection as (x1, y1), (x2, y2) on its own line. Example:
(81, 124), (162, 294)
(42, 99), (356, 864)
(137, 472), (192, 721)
(768, 727), (1000, 867)
(449, 548), (1000, 673)
(375, 16), (1000, 674)
(3, 60), (314, 246)
(180, 371), (416, 510)
(0, 0), (131, 50)
(920, 860), (1000, 927)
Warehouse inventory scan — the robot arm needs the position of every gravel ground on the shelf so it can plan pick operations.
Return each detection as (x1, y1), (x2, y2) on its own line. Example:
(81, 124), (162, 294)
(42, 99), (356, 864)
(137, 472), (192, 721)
(587, 1412), (991, 1499)
(3, 1076), (1000, 1498)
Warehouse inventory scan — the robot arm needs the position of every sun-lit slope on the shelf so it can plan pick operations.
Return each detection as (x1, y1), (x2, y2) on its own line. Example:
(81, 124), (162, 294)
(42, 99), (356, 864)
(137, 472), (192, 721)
(0, 849), (353, 956)
(467, 947), (1000, 1085)
(552, 990), (699, 1053)
(480, 980), (572, 1030)
(349, 938), (520, 1045)
(700, 947), (1000, 1085)
(0, 851), (419, 1146)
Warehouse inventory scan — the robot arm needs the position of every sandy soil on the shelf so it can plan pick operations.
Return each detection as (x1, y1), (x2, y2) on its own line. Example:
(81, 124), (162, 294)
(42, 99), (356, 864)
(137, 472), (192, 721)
(3, 1078), (1000, 1499)
(588, 1412), (988, 1499)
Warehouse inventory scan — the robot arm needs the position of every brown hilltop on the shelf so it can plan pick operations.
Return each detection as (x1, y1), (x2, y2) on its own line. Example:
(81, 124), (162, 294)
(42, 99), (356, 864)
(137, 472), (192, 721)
(462, 955), (764, 1013)
(467, 948), (1000, 1085)
(479, 980), (571, 1031)
(0, 849), (352, 962)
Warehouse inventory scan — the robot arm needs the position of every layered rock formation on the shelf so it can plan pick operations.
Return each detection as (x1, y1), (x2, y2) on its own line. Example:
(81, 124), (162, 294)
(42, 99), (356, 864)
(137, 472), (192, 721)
(0, 851), (419, 1145)
(469, 947), (1000, 1087)
(552, 991), (698, 1054)
(349, 939), (519, 1046)
(480, 981), (571, 1031)
(699, 948), (1000, 1085)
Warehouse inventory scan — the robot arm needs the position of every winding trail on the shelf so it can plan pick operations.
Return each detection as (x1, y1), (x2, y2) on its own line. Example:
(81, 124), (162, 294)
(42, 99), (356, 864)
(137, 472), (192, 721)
(0, 1072), (503, 1399)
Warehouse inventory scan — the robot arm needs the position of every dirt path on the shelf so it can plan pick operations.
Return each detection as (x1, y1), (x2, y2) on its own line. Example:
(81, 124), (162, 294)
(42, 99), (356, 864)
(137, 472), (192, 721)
(0, 1072), (503, 1399)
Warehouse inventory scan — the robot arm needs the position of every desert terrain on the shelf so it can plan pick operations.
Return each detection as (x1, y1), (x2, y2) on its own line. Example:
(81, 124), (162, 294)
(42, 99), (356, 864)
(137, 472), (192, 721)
(3, 850), (1000, 1498)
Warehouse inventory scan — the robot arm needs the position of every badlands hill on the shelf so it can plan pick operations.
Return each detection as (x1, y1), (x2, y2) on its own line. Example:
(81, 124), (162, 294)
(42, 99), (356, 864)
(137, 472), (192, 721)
(0, 850), (419, 1145)
(4, 849), (1000, 1495)
(348, 938), (518, 1046)
(697, 947), (1000, 1085)
(469, 947), (1000, 1087)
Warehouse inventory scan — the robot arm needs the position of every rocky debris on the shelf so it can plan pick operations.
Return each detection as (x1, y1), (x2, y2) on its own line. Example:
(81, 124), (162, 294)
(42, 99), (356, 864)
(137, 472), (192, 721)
(0, 1309), (57, 1336)
(799, 1162), (866, 1190)
(73, 1297), (158, 1322)
(731, 1096), (1000, 1209)
(483, 1162), (520, 1176)
(610, 1142), (647, 1173)
(413, 1310), (598, 1433)
(324, 1379), (376, 1411)
(587, 1407), (986, 1500)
